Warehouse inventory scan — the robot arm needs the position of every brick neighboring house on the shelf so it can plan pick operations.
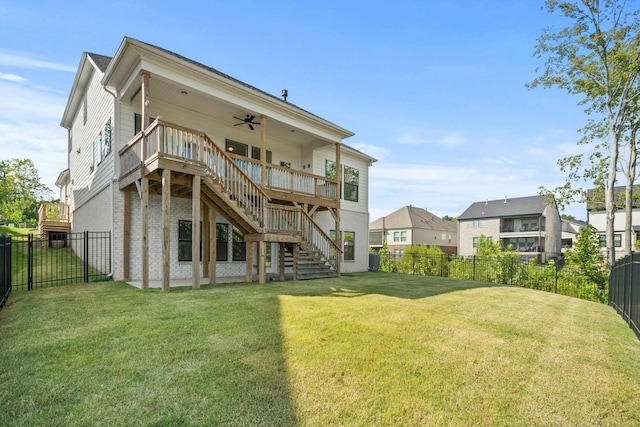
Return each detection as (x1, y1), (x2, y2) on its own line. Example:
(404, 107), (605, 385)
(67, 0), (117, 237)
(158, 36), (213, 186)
(50, 36), (377, 289)
(457, 195), (562, 262)
(587, 186), (640, 257)
(369, 206), (457, 255)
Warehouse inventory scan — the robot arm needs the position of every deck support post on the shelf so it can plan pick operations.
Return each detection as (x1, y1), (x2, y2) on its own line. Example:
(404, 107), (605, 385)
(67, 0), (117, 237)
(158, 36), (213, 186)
(123, 190), (131, 282)
(279, 243), (286, 281)
(258, 240), (266, 284)
(192, 175), (201, 290)
(162, 169), (171, 292)
(141, 177), (149, 289)
(245, 242), (253, 282)
(209, 206), (217, 283)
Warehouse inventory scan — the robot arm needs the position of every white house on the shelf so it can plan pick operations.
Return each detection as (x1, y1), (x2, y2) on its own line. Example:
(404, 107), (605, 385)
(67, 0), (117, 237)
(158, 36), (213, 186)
(55, 37), (376, 290)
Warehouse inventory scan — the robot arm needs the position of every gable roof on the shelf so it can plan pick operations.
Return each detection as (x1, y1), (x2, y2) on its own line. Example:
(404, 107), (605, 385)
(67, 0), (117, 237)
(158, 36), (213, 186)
(370, 206), (456, 232)
(60, 52), (110, 129)
(87, 53), (111, 72)
(458, 195), (551, 220)
(101, 37), (356, 143)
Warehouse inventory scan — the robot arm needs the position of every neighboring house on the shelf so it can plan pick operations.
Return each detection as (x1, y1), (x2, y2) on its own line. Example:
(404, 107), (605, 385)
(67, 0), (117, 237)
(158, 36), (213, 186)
(53, 36), (376, 289)
(457, 195), (562, 262)
(369, 206), (457, 255)
(561, 218), (587, 251)
(587, 186), (640, 257)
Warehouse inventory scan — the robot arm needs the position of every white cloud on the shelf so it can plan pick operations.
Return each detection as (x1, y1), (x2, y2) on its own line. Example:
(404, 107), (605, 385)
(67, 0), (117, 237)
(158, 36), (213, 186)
(395, 129), (466, 146)
(0, 72), (27, 82)
(0, 52), (76, 73)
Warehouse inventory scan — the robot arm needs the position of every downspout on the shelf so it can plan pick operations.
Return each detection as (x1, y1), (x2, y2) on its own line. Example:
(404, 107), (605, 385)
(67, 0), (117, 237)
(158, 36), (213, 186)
(104, 84), (119, 278)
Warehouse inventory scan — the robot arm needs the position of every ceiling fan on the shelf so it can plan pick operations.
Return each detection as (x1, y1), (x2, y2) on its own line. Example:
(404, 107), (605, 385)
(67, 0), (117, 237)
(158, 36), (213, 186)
(233, 114), (261, 130)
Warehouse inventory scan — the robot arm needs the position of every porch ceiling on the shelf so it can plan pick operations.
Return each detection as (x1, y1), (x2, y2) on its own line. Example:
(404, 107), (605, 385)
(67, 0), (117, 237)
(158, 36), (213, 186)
(132, 77), (330, 147)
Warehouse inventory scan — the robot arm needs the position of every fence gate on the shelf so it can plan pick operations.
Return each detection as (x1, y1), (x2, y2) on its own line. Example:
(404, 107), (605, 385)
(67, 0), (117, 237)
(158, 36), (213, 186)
(9, 231), (111, 291)
(1, 236), (10, 310)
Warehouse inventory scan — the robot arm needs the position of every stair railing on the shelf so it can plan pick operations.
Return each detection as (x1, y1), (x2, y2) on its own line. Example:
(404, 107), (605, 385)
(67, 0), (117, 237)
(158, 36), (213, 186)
(299, 209), (341, 271)
(144, 120), (270, 228)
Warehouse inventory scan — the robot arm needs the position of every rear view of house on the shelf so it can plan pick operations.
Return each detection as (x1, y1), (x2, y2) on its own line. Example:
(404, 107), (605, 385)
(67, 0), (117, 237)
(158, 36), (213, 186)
(369, 206), (457, 255)
(457, 195), (562, 262)
(56, 37), (376, 290)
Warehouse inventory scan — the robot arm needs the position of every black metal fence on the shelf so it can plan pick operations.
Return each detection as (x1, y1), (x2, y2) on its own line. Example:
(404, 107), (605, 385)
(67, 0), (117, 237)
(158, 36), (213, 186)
(1, 236), (11, 310)
(9, 231), (111, 291)
(609, 253), (640, 339)
(371, 252), (608, 304)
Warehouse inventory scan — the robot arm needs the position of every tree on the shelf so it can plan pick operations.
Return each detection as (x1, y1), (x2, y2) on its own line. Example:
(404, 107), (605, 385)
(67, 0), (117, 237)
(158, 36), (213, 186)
(0, 158), (53, 223)
(564, 224), (608, 289)
(442, 215), (458, 222)
(530, 0), (640, 266)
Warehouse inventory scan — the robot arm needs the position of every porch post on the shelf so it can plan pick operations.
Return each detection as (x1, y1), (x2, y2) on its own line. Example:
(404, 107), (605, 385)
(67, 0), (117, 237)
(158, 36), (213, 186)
(209, 207), (217, 284)
(279, 242), (285, 281)
(260, 114), (267, 187)
(335, 142), (342, 275)
(141, 71), (150, 129)
(258, 240), (266, 284)
(141, 177), (149, 289)
(203, 204), (210, 279)
(245, 241), (253, 282)
(162, 169), (171, 292)
(123, 190), (131, 282)
(192, 175), (201, 290)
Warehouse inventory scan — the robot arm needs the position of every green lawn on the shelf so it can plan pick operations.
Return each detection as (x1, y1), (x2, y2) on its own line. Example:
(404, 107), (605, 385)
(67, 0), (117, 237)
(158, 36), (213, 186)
(1, 273), (639, 426)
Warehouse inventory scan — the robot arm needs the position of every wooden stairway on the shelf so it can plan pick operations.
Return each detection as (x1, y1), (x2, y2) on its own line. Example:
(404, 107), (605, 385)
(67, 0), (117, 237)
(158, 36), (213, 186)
(295, 244), (338, 280)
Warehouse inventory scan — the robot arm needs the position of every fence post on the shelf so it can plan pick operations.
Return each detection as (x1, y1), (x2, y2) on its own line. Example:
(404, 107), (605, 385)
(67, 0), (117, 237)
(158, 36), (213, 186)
(27, 233), (33, 291)
(84, 230), (89, 283)
(473, 256), (476, 281)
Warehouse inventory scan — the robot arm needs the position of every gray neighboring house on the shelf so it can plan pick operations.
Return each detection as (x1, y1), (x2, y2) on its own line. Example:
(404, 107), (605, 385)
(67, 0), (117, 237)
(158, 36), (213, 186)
(369, 205), (457, 255)
(457, 195), (562, 262)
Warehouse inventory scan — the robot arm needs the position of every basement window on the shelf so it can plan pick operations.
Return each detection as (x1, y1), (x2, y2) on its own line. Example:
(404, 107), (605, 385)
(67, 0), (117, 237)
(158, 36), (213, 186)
(178, 220), (202, 262)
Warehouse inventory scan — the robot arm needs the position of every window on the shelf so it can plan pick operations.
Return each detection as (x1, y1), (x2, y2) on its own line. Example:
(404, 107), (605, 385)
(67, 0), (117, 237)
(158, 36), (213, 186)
(216, 223), (229, 261)
(325, 160), (336, 179)
(473, 237), (478, 248)
(90, 139), (95, 173)
(96, 132), (102, 164)
(343, 231), (355, 261)
(251, 146), (272, 163)
(103, 119), (112, 157)
(599, 234), (622, 248)
(232, 226), (246, 261)
(178, 220), (202, 262)
(343, 166), (359, 202)
(473, 220), (483, 228)
(134, 113), (156, 135)
(226, 139), (248, 157)
(393, 231), (407, 242)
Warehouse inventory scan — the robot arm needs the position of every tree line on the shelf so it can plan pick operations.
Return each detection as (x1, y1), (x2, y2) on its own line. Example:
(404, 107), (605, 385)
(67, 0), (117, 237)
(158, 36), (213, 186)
(0, 158), (54, 225)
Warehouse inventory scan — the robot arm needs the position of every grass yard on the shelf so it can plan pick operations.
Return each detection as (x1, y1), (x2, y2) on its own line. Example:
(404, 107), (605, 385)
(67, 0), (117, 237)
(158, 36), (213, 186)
(1, 273), (639, 426)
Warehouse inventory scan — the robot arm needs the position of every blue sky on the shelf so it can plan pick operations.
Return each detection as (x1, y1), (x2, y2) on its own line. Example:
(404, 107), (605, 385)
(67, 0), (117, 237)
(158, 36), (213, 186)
(0, 1), (592, 220)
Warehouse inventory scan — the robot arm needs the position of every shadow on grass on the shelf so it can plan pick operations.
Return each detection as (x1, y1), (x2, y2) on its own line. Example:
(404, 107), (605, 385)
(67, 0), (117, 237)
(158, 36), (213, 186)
(0, 271), (503, 425)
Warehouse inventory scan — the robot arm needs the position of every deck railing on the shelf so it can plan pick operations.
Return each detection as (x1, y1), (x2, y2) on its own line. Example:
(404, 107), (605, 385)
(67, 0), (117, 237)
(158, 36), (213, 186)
(118, 119), (339, 267)
(38, 203), (70, 223)
(230, 155), (338, 200)
(119, 120), (269, 227)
